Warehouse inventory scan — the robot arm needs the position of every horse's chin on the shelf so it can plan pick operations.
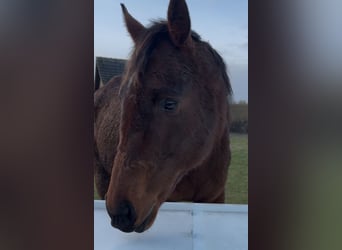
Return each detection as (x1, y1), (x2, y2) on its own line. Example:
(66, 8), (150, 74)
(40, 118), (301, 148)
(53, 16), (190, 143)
(134, 205), (159, 233)
(134, 182), (183, 233)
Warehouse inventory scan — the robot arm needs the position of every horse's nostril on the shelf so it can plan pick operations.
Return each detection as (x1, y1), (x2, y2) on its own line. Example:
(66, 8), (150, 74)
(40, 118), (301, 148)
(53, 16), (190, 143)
(108, 200), (137, 232)
(119, 202), (130, 215)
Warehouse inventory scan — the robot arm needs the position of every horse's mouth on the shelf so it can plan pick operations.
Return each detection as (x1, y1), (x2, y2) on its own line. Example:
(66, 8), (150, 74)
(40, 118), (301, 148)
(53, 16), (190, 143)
(134, 204), (157, 233)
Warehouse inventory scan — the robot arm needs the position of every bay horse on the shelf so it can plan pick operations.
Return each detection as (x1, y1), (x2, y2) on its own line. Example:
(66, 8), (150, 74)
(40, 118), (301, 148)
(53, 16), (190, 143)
(94, 0), (232, 233)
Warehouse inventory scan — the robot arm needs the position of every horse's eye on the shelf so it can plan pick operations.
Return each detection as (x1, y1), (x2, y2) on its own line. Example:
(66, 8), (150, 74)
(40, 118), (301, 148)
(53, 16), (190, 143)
(161, 99), (178, 112)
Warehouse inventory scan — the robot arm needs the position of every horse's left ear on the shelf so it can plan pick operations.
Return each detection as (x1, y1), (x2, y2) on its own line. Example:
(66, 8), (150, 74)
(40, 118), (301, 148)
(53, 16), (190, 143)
(167, 0), (191, 47)
(121, 3), (146, 44)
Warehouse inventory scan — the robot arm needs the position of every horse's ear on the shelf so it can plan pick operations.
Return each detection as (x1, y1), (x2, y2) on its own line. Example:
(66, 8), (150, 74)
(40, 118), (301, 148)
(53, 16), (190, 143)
(167, 0), (191, 47)
(120, 3), (146, 43)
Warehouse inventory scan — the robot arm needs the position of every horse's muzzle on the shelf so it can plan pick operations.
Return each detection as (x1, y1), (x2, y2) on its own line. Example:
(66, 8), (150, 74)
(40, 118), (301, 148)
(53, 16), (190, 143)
(107, 200), (137, 233)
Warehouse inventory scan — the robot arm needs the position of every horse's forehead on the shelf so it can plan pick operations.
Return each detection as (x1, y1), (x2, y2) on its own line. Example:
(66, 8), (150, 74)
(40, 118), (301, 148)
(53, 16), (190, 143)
(147, 46), (190, 83)
(125, 38), (192, 94)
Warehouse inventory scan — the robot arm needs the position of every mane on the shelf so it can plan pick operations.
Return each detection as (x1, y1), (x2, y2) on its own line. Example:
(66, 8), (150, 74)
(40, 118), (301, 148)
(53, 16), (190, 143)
(122, 20), (232, 96)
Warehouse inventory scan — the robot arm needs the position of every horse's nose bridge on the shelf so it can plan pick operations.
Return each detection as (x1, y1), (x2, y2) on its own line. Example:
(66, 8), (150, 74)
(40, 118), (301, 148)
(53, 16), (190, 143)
(115, 147), (145, 170)
(111, 149), (132, 171)
(113, 150), (135, 171)
(118, 117), (147, 156)
(119, 109), (145, 147)
(107, 154), (142, 204)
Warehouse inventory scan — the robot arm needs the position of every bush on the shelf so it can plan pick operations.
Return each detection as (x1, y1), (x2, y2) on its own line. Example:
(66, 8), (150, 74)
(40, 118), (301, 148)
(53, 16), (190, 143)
(230, 119), (248, 133)
(230, 103), (248, 134)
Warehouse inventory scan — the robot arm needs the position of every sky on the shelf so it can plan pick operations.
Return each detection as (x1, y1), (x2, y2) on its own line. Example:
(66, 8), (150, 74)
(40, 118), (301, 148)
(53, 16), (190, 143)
(94, 0), (248, 102)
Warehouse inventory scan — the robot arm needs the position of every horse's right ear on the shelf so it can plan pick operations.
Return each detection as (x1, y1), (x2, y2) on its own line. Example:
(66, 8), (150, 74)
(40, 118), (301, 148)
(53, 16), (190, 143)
(120, 3), (146, 43)
(167, 0), (191, 47)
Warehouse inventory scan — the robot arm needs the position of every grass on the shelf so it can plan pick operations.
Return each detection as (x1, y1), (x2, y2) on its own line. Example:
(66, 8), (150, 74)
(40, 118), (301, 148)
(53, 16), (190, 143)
(94, 133), (248, 204)
(225, 133), (248, 204)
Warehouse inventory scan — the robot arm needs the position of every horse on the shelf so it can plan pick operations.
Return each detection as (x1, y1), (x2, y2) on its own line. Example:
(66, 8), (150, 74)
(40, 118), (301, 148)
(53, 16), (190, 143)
(94, 0), (232, 233)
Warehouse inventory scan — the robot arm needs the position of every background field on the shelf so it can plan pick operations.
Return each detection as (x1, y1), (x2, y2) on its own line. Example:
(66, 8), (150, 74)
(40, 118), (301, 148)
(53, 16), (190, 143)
(225, 133), (248, 204)
(94, 133), (248, 204)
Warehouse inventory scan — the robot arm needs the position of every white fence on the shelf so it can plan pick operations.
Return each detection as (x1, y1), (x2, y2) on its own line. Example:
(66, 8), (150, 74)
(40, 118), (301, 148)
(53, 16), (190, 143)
(94, 201), (248, 250)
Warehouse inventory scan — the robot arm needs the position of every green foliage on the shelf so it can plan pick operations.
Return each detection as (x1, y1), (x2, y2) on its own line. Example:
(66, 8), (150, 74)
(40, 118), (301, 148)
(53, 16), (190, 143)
(230, 103), (248, 133)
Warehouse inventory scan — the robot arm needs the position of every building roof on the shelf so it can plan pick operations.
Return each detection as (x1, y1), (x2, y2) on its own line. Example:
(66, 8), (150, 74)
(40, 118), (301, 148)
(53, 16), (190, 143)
(95, 57), (127, 91)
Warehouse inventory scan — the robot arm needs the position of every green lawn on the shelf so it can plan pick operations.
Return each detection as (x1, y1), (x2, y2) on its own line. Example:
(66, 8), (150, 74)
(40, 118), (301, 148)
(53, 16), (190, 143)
(225, 133), (248, 204)
(94, 133), (248, 204)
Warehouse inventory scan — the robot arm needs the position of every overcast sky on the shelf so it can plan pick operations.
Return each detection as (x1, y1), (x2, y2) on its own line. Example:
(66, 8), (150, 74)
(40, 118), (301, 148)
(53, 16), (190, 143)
(94, 0), (248, 102)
